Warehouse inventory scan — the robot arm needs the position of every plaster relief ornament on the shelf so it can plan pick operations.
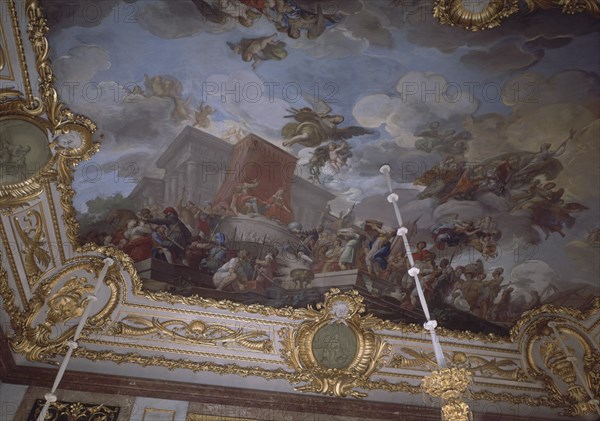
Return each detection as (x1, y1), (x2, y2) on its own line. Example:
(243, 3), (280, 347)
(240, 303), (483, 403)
(53, 130), (84, 150)
(279, 289), (391, 398)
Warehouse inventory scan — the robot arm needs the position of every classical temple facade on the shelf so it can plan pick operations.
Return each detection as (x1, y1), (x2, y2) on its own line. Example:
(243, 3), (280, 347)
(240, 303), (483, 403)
(128, 127), (334, 229)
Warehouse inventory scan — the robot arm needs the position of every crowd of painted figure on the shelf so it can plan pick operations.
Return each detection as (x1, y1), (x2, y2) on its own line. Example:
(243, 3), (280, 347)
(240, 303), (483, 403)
(193, 0), (340, 40)
(413, 127), (587, 240)
(81, 193), (542, 322)
(288, 219), (542, 323)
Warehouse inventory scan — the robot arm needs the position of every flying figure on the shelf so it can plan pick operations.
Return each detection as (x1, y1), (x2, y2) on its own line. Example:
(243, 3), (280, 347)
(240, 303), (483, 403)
(281, 102), (374, 148)
(227, 34), (288, 69)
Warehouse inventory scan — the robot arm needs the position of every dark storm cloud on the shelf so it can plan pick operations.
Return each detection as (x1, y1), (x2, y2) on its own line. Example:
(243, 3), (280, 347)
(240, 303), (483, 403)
(343, 9), (393, 48)
(523, 35), (573, 50)
(460, 42), (543, 74)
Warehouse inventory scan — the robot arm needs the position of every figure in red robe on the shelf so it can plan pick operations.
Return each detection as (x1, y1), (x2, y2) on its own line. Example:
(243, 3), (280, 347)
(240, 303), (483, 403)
(265, 187), (293, 224)
(231, 181), (262, 215)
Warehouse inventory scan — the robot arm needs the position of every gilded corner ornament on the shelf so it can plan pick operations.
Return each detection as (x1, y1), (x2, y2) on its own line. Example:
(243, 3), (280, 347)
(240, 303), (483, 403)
(7, 258), (123, 363)
(279, 289), (391, 398)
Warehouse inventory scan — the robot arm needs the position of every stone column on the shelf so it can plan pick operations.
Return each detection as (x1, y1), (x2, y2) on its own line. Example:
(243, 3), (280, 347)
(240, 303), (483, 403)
(186, 161), (199, 203)
(169, 176), (177, 206)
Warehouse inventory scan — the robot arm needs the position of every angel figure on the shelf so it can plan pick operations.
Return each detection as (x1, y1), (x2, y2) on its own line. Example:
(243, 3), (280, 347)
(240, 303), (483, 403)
(193, 102), (214, 129)
(221, 124), (248, 143)
(307, 141), (352, 183)
(227, 33), (288, 69)
(281, 102), (373, 148)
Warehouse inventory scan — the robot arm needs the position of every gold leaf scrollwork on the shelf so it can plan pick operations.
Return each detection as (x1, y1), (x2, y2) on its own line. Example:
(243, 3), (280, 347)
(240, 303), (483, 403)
(523, 0), (600, 17)
(279, 289), (391, 398)
(8, 259), (122, 363)
(433, 0), (519, 31)
(46, 276), (94, 326)
(109, 315), (274, 353)
(52, 123), (99, 246)
(15, 0), (98, 244)
(13, 209), (51, 282)
(390, 348), (528, 381)
(520, 315), (600, 416)
(31, 399), (120, 421)
(421, 367), (473, 421)
(24, 0), (97, 132)
(538, 333), (600, 416)
(9, 274), (93, 363)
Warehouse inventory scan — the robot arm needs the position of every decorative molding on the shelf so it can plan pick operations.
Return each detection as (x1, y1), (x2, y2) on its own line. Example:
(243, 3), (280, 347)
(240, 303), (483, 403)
(6, 258), (122, 362)
(108, 315), (274, 354)
(28, 398), (120, 421)
(11, 206), (54, 285)
(0, 326), (584, 421)
(279, 289), (391, 398)
(523, 0), (600, 17)
(389, 348), (527, 381)
(421, 367), (472, 421)
(433, 0), (519, 31)
(432, 0), (599, 31)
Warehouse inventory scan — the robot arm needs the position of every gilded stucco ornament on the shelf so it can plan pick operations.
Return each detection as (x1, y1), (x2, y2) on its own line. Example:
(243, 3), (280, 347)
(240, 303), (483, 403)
(523, 0), (600, 16)
(30, 399), (120, 421)
(1, 0), (98, 216)
(12, 208), (52, 283)
(279, 289), (391, 398)
(109, 315), (274, 353)
(390, 347), (527, 381)
(421, 367), (473, 421)
(432, 0), (599, 31)
(516, 302), (600, 416)
(433, 0), (520, 31)
(7, 258), (123, 363)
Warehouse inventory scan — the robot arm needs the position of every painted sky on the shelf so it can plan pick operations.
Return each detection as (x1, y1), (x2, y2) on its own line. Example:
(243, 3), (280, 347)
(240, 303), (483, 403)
(46, 0), (600, 297)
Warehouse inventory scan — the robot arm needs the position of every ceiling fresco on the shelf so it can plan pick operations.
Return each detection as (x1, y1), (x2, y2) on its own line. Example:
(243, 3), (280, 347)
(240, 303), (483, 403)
(43, 0), (599, 335)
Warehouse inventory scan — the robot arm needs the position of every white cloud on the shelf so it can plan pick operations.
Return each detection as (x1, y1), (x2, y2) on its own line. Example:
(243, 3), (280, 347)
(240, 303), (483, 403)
(54, 45), (111, 83)
(204, 70), (303, 142)
(288, 27), (368, 58)
(354, 71), (479, 148)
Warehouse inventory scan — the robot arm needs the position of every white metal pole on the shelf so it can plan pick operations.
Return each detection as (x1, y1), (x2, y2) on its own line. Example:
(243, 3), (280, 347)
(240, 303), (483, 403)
(36, 258), (114, 421)
(380, 165), (446, 368)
